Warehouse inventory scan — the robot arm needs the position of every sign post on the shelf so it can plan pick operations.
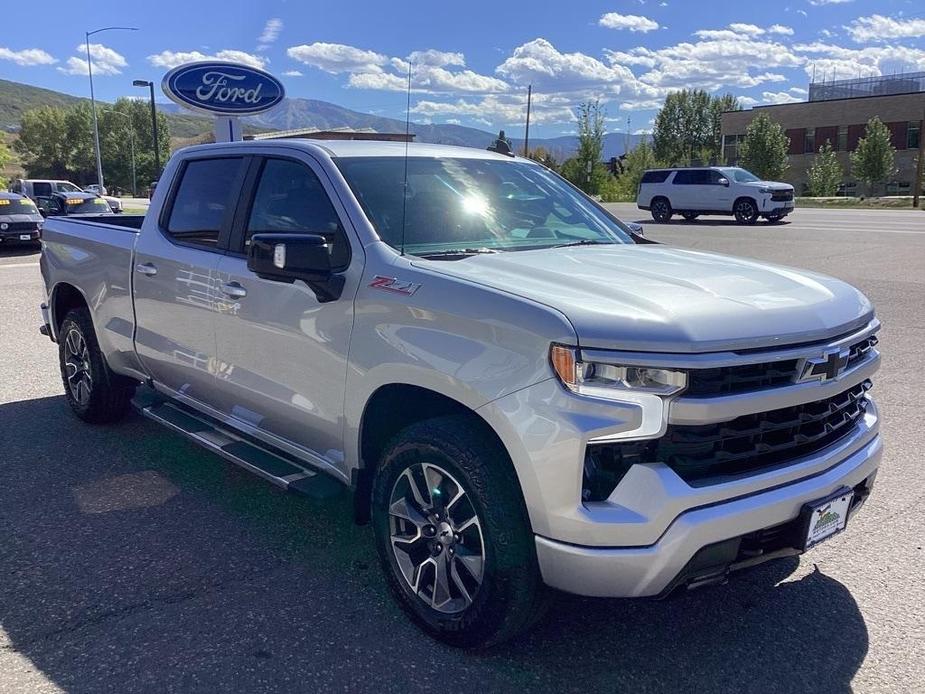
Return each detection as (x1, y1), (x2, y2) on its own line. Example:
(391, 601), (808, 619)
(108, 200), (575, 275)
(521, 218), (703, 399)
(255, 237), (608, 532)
(161, 61), (285, 142)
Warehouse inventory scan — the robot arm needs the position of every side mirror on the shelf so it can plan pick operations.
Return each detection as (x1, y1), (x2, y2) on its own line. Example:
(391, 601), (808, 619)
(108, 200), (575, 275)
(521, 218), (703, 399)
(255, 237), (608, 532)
(718, 177), (730, 187)
(247, 233), (344, 302)
(39, 207), (48, 218)
(626, 221), (644, 237)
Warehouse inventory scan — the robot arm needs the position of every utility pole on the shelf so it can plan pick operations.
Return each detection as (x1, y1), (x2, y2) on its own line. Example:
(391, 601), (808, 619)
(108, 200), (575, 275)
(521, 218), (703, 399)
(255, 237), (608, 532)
(133, 80), (161, 179)
(85, 27), (138, 190)
(522, 84), (532, 157)
(914, 111), (924, 209)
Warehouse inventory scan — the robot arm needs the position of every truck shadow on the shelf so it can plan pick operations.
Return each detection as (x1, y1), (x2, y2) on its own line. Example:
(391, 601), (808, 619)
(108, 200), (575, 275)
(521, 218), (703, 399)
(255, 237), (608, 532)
(0, 395), (867, 693)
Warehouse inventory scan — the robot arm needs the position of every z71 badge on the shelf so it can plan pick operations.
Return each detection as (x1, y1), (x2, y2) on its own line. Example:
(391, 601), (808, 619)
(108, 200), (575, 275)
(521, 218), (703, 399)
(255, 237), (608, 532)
(369, 275), (421, 296)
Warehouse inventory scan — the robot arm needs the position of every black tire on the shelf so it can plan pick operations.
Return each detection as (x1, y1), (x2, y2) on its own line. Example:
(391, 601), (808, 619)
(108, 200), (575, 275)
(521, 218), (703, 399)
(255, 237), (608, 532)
(681, 212), (699, 222)
(371, 415), (545, 648)
(734, 198), (759, 225)
(650, 197), (673, 223)
(765, 214), (782, 224)
(58, 307), (136, 423)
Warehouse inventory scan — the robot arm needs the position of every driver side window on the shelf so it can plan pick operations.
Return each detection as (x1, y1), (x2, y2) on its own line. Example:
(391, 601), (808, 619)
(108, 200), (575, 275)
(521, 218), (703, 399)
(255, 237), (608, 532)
(245, 158), (349, 269)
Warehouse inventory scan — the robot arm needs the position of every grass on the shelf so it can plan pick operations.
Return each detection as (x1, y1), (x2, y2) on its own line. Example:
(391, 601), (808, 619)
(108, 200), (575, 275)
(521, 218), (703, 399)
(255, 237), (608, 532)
(122, 207), (147, 215)
(795, 196), (922, 210)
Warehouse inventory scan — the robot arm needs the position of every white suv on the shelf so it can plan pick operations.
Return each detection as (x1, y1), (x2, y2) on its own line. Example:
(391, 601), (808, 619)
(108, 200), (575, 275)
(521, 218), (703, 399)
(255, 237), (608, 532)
(637, 167), (794, 224)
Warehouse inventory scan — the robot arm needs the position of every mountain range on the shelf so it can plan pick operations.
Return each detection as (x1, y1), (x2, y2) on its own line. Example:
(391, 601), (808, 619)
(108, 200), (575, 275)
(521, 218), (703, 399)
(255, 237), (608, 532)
(1, 78), (643, 161)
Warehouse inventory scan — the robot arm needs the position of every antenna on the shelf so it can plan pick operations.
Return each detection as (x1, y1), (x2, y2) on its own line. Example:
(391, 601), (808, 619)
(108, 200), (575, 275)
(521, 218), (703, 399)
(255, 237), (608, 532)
(523, 84), (532, 157)
(399, 59), (412, 257)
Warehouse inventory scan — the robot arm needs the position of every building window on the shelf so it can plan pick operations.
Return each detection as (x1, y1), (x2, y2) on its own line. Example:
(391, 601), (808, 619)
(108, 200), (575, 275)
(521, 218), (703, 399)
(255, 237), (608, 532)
(723, 134), (738, 163)
(909, 121), (922, 150)
(837, 125), (848, 151)
(804, 128), (815, 154)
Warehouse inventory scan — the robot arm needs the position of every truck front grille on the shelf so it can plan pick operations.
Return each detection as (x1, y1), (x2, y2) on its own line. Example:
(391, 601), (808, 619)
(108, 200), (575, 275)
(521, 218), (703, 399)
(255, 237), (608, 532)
(583, 380), (871, 501)
(771, 190), (794, 202)
(686, 334), (877, 397)
(0, 221), (40, 233)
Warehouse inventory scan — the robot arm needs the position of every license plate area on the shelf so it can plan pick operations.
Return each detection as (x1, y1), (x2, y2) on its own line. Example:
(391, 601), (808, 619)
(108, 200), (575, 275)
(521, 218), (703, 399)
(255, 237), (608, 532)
(800, 487), (853, 550)
(19, 234), (33, 240)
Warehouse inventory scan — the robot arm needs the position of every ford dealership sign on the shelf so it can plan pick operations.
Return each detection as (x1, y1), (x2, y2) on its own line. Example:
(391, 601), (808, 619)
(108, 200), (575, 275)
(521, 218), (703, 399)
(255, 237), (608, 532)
(161, 61), (285, 116)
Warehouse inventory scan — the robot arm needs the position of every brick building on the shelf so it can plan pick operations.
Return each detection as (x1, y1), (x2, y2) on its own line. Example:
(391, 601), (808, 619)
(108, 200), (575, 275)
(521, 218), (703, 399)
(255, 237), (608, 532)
(721, 74), (924, 195)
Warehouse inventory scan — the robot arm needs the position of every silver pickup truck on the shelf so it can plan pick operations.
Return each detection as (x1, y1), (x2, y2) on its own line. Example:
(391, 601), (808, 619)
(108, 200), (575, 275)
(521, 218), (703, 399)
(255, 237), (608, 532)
(39, 140), (882, 647)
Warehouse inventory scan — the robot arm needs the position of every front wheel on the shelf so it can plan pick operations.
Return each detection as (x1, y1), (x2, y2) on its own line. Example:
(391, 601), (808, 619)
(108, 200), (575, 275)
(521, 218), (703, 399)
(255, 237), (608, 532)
(650, 197), (673, 223)
(59, 308), (136, 423)
(734, 198), (759, 225)
(371, 416), (545, 648)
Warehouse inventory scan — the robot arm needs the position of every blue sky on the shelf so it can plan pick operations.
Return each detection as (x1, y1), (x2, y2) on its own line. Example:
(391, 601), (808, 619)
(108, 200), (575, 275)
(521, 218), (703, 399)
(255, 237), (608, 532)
(1, 0), (924, 138)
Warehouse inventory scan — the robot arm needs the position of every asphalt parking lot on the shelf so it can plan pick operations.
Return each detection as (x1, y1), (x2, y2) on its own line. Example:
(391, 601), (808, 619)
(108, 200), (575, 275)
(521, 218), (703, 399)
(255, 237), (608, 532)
(1, 206), (923, 693)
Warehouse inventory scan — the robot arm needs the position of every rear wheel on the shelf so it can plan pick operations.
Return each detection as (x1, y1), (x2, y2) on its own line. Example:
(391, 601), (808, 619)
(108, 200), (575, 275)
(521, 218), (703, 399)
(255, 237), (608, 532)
(59, 308), (136, 423)
(651, 197), (673, 223)
(681, 212), (699, 222)
(371, 415), (545, 648)
(734, 198), (759, 225)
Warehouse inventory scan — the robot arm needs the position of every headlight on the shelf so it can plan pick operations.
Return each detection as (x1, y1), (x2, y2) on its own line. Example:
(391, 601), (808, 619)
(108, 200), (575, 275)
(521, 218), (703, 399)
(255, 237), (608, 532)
(550, 345), (687, 399)
(759, 187), (772, 195)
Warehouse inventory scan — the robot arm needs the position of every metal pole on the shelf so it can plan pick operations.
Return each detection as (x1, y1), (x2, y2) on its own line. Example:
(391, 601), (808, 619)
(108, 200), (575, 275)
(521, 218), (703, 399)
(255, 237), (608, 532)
(86, 33), (104, 190)
(149, 82), (161, 177)
(129, 127), (137, 197)
(914, 112), (924, 209)
(523, 84), (532, 157)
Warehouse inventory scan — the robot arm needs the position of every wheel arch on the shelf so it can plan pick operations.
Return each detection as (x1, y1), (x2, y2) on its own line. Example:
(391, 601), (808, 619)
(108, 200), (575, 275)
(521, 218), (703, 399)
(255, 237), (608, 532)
(353, 383), (513, 524)
(50, 282), (91, 336)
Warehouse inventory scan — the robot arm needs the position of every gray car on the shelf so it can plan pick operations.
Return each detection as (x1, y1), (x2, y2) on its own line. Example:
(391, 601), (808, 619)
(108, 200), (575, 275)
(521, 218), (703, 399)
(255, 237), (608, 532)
(38, 140), (881, 647)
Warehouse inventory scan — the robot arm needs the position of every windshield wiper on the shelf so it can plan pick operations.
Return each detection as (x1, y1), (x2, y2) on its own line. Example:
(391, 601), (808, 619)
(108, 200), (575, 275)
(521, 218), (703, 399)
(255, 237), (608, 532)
(549, 239), (619, 249)
(417, 248), (501, 259)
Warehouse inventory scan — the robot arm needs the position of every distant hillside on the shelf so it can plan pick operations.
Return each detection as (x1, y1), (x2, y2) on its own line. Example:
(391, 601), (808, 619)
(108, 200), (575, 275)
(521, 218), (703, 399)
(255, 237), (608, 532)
(1, 78), (643, 160)
(0, 78), (236, 140)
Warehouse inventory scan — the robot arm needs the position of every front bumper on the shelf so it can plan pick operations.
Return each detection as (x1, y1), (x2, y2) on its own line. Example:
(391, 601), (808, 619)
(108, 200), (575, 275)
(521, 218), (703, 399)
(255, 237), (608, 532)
(0, 230), (41, 243)
(536, 430), (880, 597)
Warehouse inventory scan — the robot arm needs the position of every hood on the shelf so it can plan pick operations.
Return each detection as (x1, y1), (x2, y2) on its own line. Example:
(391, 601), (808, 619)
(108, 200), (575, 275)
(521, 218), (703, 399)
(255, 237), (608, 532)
(740, 180), (793, 191)
(0, 214), (43, 224)
(413, 246), (873, 353)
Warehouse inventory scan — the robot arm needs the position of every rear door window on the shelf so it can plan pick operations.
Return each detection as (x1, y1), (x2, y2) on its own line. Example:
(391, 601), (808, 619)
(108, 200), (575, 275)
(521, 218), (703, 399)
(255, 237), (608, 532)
(164, 158), (245, 249)
(33, 182), (53, 197)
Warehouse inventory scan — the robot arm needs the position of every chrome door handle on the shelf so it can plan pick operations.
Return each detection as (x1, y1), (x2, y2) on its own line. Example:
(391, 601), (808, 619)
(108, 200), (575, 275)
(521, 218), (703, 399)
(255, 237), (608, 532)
(220, 282), (247, 299)
(135, 262), (158, 276)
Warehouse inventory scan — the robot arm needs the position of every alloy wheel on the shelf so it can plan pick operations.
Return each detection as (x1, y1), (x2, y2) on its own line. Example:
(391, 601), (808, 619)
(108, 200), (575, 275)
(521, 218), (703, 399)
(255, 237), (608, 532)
(388, 462), (485, 614)
(64, 328), (93, 406)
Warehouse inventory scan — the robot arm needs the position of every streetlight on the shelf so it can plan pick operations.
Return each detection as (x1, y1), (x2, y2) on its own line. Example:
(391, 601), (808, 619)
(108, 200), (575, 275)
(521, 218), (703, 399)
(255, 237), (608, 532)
(85, 26), (138, 191)
(110, 111), (136, 196)
(132, 80), (161, 180)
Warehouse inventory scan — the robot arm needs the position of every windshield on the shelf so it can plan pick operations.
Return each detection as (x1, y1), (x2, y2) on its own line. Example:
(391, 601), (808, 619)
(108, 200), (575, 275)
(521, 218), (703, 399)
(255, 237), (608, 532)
(724, 168), (761, 183)
(0, 198), (40, 216)
(64, 197), (111, 214)
(335, 156), (633, 255)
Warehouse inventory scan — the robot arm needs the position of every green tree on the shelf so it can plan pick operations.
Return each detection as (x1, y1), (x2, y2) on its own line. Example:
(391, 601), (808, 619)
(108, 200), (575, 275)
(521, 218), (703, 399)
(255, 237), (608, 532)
(806, 141), (843, 197)
(100, 98), (170, 193)
(608, 139), (657, 202)
(527, 146), (558, 171)
(562, 100), (608, 194)
(739, 112), (790, 181)
(13, 106), (73, 179)
(851, 116), (895, 196)
(0, 133), (12, 188)
(652, 89), (738, 166)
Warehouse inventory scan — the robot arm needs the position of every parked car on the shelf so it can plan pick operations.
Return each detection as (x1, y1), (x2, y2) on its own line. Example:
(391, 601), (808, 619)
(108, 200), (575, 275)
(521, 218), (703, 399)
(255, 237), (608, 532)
(11, 178), (123, 214)
(0, 191), (43, 246)
(83, 184), (108, 196)
(37, 192), (114, 217)
(39, 140), (881, 647)
(637, 167), (795, 224)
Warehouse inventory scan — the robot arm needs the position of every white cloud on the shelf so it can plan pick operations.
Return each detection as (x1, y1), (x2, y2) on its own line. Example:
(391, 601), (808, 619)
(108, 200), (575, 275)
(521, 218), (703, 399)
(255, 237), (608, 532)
(0, 47), (56, 67)
(257, 18), (283, 50)
(789, 86), (808, 95)
(762, 90), (802, 104)
(147, 49), (267, 70)
(794, 41), (925, 80)
(58, 44), (127, 76)
(738, 95), (759, 107)
(846, 15), (925, 43)
(808, 0), (853, 5)
(498, 38), (637, 91)
(598, 13), (660, 33)
(445, 118), (462, 125)
(282, 69), (302, 77)
(411, 93), (573, 125)
(287, 42), (387, 74)
(768, 24), (794, 36)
